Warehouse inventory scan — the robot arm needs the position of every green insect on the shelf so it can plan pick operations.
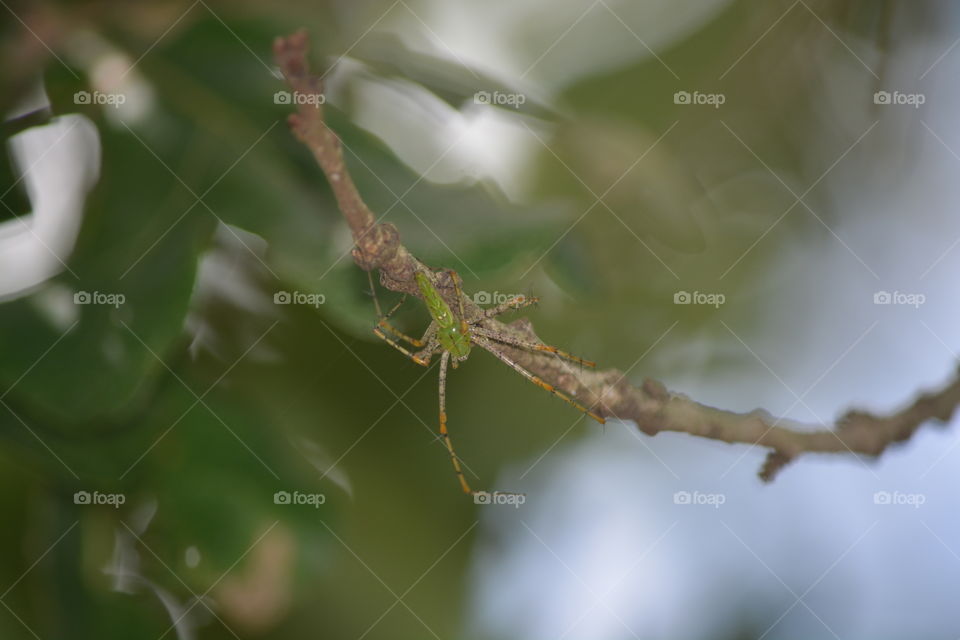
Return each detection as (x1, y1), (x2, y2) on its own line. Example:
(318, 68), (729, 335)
(370, 267), (605, 495)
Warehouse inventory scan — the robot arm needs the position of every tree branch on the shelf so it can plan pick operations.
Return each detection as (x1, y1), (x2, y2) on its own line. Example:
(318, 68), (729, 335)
(273, 29), (960, 482)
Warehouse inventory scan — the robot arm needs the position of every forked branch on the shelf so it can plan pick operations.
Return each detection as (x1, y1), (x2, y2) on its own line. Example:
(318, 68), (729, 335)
(273, 29), (960, 482)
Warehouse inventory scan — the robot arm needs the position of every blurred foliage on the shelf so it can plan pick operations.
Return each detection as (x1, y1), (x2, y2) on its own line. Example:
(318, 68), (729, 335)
(0, 0), (934, 638)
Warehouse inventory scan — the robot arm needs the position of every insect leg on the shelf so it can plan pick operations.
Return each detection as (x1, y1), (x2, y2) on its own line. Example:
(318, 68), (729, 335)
(373, 327), (434, 366)
(482, 294), (540, 318)
(472, 326), (596, 368)
(473, 335), (605, 424)
(438, 350), (472, 493)
(368, 270), (426, 347)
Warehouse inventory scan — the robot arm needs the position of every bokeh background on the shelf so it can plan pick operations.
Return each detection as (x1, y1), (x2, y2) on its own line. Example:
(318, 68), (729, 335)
(2, 0), (960, 638)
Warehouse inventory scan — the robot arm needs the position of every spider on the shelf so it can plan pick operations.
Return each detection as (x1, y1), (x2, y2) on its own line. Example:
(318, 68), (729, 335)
(369, 267), (605, 495)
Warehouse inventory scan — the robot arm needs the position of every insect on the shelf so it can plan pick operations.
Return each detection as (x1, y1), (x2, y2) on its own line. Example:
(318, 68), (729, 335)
(370, 267), (605, 494)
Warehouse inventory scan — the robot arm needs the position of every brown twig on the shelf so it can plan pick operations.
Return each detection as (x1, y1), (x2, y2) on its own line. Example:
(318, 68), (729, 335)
(273, 29), (960, 482)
